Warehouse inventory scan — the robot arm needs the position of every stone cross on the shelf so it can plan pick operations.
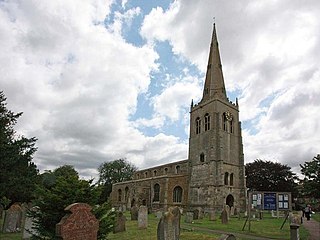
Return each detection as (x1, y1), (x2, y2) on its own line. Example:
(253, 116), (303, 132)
(56, 203), (99, 240)
(157, 206), (181, 240)
(138, 205), (148, 229)
(113, 212), (126, 233)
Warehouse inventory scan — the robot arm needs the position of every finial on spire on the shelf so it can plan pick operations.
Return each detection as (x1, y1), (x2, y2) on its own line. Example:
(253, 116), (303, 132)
(190, 99), (194, 108)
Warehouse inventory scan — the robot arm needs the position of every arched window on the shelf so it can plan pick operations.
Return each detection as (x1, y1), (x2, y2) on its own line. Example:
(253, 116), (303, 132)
(164, 168), (168, 174)
(223, 113), (227, 131)
(118, 189), (122, 202)
(145, 172), (148, 178)
(196, 117), (201, 134)
(173, 186), (183, 203)
(200, 153), (205, 162)
(230, 120), (234, 133)
(153, 184), (160, 202)
(230, 173), (234, 186)
(224, 172), (229, 185)
(125, 187), (129, 201)
(137, 173), (140, 179)
(175, 165), (180, 174)
(154, 170), (157, 176)
(204, 113), (210, 131)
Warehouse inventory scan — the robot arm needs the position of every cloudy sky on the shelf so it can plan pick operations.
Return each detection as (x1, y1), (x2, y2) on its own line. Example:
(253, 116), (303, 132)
(1, 0), (319, 179)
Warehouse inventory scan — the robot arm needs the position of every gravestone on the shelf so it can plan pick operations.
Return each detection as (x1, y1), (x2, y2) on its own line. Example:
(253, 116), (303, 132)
(130, 205), (138, 220)
(138, 206), (148, 229)
(185, 212), (193, 223)
(156, 211), (163, 219)
(157, 206), (181, 240)
(56, 203), (99, 240)
(209, 211), (216, 221)
(113, 212), (126, 233)
(221, 209), (228, 224)
(226, 206), (230, 220)
(219, 233), (236, 240)
(230, 206), (235, 216)
(193, 209), (199, 220)
(3, 203), (22, 233)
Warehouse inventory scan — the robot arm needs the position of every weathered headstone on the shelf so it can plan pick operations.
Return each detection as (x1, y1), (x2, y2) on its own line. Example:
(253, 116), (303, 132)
(23, 208), (38, 240)
(3, 203), (22, 233)
(226, 206), (230, 220)
(156, 211), (163, 219)
(130, 205), (138, 220)
(221, 209), (228, 224)
(209, 211), (216, 221)
(138, 205), (148, 229)
(219, 233), (236, 240)
(193, 209), (199, 220)
(185, 212), (193, 223)
(157, 206), (181, 240)
(230, 206), (235, 216)
(113, 212), (126, 233)
(56, 203), (99, 240)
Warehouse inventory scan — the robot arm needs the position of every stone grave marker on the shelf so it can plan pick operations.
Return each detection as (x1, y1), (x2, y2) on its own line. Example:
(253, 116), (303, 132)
(230, 206), (235, 216)
(193, 209), (199, 220)
(138, 205), (148, 229)
(219, 233), (236, 240)
(56, 203), (99, 240)
(209, 211), (216, 221)
(130, 205), (138, 220)
(114, 212), (126, 233)
(157, 206), (181, 240)
(226, 206), (230, 220)
(23, 208), (38, 240)
(3, 203), (22, 233)
(185, 212), (193, 223)
(221, 209), (228, 224)
(156, 211), (163, 219)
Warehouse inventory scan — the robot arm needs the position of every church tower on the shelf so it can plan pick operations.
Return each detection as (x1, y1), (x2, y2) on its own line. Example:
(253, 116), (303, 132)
(188, 24), (246, 212)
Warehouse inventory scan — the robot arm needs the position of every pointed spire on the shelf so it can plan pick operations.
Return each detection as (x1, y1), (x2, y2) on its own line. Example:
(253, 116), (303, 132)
(201, 23), (227, 102)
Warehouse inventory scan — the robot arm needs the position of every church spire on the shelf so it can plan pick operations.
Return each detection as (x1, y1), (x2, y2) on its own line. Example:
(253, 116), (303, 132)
(201, 23), (227, 102)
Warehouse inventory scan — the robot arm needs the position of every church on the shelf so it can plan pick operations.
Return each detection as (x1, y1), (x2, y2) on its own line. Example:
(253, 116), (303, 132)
(111, 24), (247, 214)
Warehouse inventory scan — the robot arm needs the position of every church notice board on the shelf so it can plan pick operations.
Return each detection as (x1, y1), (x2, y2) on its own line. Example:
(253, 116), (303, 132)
(249, 192), (291, 211)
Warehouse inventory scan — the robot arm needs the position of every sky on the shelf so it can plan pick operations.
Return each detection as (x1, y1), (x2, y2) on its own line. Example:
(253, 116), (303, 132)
(1, 0), (319, 179)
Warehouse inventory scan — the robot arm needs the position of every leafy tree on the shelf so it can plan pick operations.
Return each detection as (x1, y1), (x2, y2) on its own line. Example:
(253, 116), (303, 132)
(300, 154), (320, 198)
(98, 158), (137, 201)
(245, 159), (298, 196)
(0, 91), (39, 204)
(30, 165), (102, 239)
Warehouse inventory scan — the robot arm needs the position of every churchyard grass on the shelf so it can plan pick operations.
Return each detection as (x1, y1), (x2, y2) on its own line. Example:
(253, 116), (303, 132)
(108, 211), (310, 240)
(0, 232), (22, 240)
(186, 212), (309, 240)
(311, 212), (319, 222)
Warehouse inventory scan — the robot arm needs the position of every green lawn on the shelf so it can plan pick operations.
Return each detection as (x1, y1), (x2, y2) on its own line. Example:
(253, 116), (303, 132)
(108, 211), (310, 240)
(312, 212), (319, 222)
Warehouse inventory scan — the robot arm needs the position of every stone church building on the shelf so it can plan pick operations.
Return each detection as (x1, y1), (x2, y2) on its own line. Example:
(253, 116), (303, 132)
(111, 24), (247, 214)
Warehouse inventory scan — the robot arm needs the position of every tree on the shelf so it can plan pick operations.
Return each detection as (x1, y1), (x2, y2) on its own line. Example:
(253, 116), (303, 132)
(0, 91), (39, 204)
(30, 165), (102, 239)
(98, 159), (137, 201)
(300, 154), (320, 198)
(245, 159), (298, 196)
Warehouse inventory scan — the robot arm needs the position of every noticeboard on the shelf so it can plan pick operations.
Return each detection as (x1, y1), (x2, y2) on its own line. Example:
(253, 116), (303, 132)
(263, 193), (277, 210)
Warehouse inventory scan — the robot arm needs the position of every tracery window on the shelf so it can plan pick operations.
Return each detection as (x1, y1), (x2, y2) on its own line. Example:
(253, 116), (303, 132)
(230, 173), (234, 186)
(173, 186), (183, 203)
(224, 172), (229, 185)
(118, 189), (122, 201)
(196, 117), (201, 134)
(153, 184), (160, 202)
(204, 113), (210, 131)
(200, 153), (205, 162)
(230, 120), (234, 133)
(223, 113), (227, 131)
